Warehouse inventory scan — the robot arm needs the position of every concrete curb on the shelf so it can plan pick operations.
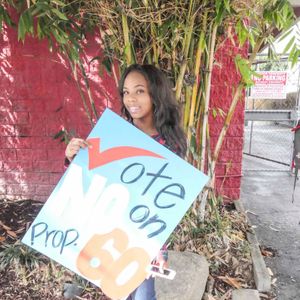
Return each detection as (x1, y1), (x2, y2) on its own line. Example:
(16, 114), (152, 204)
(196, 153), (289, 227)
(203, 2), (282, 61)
(232, 288), (260, 300)
(234, 200), (271, 292)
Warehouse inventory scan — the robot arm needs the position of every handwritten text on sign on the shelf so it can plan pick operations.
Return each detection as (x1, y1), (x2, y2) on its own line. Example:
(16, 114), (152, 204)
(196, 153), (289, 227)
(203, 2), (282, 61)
(22, 108), (209, 299)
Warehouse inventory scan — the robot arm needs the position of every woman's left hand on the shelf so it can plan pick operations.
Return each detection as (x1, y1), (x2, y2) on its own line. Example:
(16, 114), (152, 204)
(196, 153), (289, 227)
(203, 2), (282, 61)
(153, 248), (168, 273)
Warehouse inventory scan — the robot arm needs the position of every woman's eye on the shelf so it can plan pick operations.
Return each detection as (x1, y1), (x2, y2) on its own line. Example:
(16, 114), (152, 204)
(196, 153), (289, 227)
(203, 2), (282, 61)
(136, 89), (144, 94)
(123, 90), (128, 95)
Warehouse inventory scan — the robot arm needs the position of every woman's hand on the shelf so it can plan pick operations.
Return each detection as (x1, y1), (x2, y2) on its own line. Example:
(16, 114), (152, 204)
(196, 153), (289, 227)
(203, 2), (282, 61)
(65, 138), (90, 162)
(153, 248), (168, 273)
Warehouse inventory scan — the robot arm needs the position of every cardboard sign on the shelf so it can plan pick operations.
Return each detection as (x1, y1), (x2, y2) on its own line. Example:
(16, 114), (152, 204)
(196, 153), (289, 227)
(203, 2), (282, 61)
(22, 108), (209, 299)
(249, 71), (287, 99)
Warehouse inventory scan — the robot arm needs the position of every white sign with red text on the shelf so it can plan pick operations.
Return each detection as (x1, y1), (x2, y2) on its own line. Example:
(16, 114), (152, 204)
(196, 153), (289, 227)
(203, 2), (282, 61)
(249, 71), (288, 99)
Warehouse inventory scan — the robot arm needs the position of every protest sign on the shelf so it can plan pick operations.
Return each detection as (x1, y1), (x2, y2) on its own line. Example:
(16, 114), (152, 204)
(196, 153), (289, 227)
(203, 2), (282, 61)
(22, 108), (209, 299)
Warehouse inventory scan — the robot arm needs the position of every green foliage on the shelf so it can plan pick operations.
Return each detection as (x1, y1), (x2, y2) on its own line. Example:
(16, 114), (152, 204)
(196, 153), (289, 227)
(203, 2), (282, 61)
(234, 55), (255, 86)
(0, 3), (14, 31)
(0, 242), (45, 271)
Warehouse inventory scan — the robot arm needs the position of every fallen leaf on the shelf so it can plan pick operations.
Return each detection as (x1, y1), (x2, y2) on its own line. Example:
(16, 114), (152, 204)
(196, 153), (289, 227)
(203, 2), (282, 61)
(0, 221), (12, 231)
(267, 267), (274, 276)
(261, 249), (274, 257)
(218, 276), (242, 289)
(0, 236), (6, 243)
(220, 289), (232, 300)
(7, 230), (18, 238)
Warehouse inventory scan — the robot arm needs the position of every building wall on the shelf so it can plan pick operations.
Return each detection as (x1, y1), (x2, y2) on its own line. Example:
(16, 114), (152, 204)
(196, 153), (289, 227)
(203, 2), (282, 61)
(0, 25), (246, 201)
(210, 40), (247, 200)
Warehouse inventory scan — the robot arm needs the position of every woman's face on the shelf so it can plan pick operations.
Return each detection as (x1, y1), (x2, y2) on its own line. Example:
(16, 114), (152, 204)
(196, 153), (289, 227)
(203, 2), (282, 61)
(122, 71), (154, 124)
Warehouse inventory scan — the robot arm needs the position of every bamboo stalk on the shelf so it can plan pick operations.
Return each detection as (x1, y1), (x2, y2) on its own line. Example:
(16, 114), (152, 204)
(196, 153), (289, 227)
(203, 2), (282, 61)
(70, 61), (94, 126)
(78, 60), (98, 121)
(175, 0), (195, 101)
(187, 13), (207, 143)
(199, 23), (218, 172)
(122, 13), (133, 65)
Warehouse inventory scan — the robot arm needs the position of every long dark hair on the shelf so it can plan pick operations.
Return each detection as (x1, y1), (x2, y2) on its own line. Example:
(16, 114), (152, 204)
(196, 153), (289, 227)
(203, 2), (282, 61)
(119, 64), (187, 157)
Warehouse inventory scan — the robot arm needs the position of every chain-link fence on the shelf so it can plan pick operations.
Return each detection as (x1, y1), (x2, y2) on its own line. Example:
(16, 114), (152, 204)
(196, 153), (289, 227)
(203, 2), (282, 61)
(243, 120), (294, 172)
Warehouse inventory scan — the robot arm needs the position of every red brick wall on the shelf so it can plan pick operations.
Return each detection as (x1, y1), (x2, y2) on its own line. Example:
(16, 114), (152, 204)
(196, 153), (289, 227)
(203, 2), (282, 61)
(0, 26), (246, 201)
(0, 25), (120, 201)
(210, 39), (247, 201)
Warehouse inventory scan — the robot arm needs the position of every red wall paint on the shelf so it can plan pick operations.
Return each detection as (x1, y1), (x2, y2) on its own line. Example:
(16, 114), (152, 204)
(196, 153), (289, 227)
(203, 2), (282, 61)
(0, 25), (246, 202)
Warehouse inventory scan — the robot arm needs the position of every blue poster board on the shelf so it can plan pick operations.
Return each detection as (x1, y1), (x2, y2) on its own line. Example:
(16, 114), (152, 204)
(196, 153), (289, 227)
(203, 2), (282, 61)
(22, 108), (209, 299)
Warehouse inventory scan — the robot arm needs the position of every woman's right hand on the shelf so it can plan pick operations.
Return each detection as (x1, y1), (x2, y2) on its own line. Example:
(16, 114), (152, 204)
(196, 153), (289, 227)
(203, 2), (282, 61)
(65, 138), (90, 162)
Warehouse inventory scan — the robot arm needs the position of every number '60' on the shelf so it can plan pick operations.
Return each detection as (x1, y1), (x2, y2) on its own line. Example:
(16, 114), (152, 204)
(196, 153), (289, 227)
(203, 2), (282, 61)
(76, 228), (151, 299)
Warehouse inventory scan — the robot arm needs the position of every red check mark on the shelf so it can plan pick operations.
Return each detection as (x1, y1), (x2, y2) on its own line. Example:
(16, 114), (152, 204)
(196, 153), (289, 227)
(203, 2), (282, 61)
(87, 138), (164, 170)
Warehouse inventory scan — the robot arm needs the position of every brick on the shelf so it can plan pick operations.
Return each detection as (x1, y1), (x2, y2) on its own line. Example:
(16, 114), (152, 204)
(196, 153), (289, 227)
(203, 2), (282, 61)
(49, 172), (63, 184)
(13, 99), (45, 112)
(0, 171), (20, 184)
(0, 137), (32, 149)
(225, 137), (244, 150)
(231, 109), (245, 124)
(14, 112), (30, 124)
(33, 149), (48, 161)
(16, 148), (47, 161)
(14, 125), (31, 137)
(47, 149), (65, 160)
(3, 161), (33, 172)
(6, 184), (36, 195)
(16, 149), (48, 161)
(215, 162), (242, 176)
(209, 123), (223, 137)
(35, 184), (55, 196)
(227, 124), (244, 137)
(0, 171), (50, 184)
(226, 162), (242, 176)
(16, 149), (33, 160)
(221, 188), (241, 201)
(0, 125), (16, 136)
(218, 150), (243, 163)
(0, 194), (28, 201)
(32, 194), (47, 202)
(32, 137), (60, 149)
(33, 160), (63, 172)
(215, 176), (242, 188)
(214, 163), (226, 176)
(12, 100), (31, 112)
(0, 149), (17, 161)
(26, 172), (50, 184)
(0, 185), (6, 194)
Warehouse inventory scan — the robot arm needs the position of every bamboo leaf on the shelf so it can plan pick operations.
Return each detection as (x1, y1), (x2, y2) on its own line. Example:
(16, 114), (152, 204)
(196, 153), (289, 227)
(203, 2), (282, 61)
(283, 36), (295, 54)
(51, 8), (68, 21)
(212, 108), (217, 118)
(277, 27), (293, 42)
(18, 13), (27, 41)
(102, 57), (112, 75)
(52, 0), (65, 6)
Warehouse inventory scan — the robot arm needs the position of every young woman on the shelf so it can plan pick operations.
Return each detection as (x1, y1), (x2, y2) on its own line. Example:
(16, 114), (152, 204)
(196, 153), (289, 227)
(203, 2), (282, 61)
(65, 64), (187, 300)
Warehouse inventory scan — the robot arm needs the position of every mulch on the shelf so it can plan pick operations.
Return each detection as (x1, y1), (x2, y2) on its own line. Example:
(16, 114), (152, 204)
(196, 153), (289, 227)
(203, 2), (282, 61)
(0, 199), (42, 243)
